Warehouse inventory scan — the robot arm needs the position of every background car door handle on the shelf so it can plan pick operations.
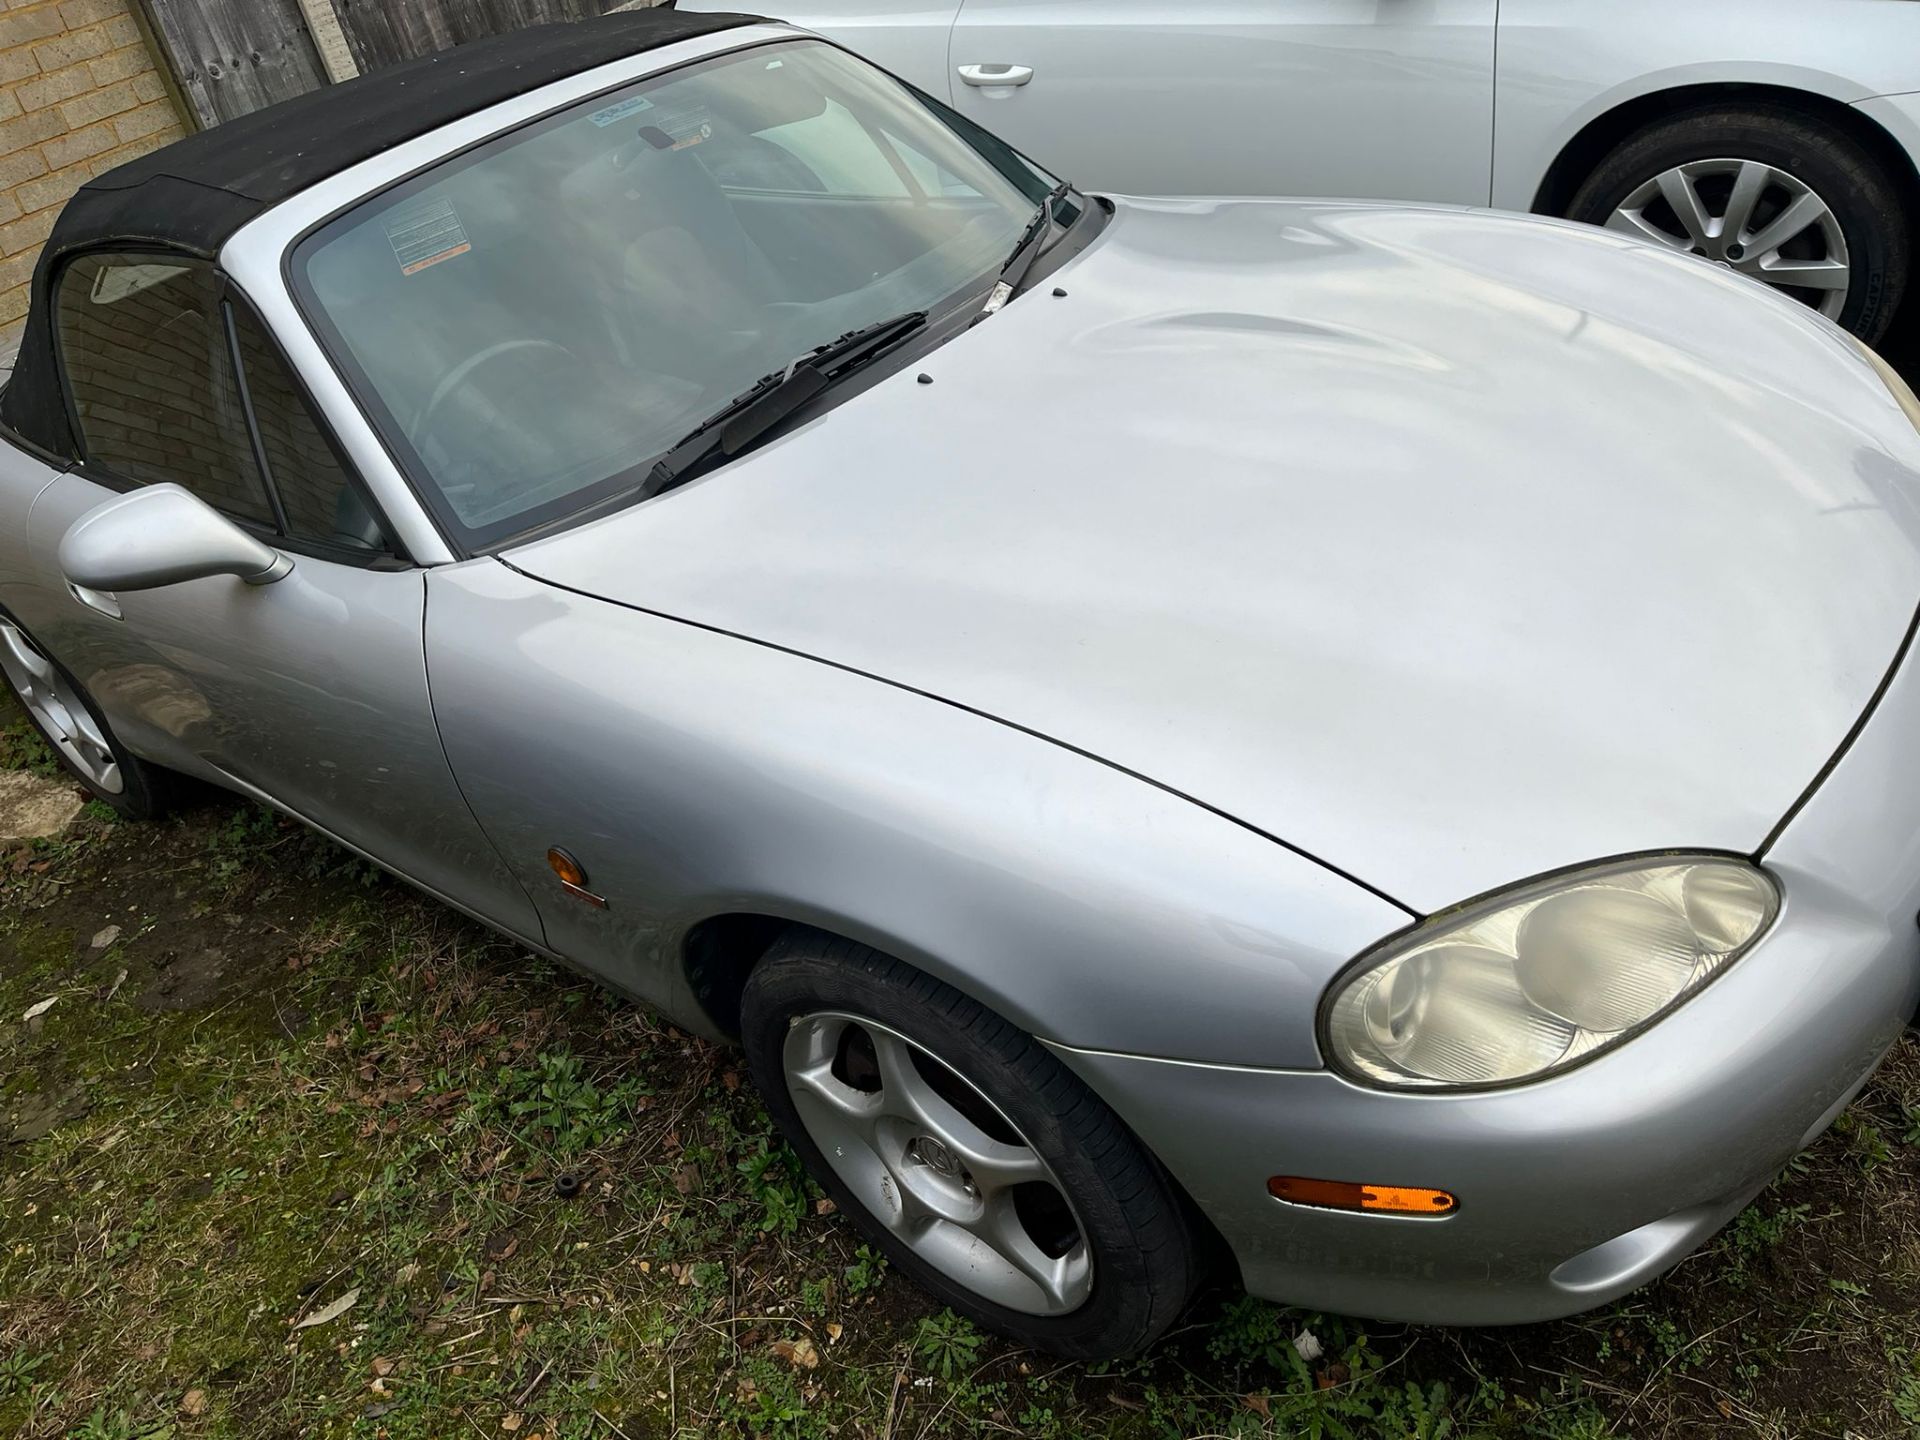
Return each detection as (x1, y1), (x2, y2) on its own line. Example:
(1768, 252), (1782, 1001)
(958, 64), (1033, 88)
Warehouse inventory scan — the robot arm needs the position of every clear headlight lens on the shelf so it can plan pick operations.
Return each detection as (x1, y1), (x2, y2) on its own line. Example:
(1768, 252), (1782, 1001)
(1324, 856), (1778, 1090)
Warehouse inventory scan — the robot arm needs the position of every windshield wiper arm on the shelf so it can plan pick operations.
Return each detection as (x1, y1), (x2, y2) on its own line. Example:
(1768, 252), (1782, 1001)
(978, 181), (1073, 320)
(641, 309), (928, 498)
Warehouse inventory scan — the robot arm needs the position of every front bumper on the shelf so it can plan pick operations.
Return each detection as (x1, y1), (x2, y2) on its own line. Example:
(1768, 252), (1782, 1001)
(1051, 635), (1920, 1325)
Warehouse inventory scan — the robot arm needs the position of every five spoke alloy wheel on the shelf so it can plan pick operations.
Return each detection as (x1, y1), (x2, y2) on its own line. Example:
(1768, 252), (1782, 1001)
(783, 1010), (1091, 1316)
(743, 935), (1200, 1357)
(0, 617), (121, 793)
(1606, 158), (1850, 318)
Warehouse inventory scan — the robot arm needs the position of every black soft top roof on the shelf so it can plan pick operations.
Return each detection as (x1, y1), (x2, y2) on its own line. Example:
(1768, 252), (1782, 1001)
(3, 6), (765, 462)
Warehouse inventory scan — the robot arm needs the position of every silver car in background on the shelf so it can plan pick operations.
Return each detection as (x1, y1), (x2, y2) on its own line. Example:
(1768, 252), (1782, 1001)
(680, 0), (1920, 342)
(2, 11), (1919, 1358)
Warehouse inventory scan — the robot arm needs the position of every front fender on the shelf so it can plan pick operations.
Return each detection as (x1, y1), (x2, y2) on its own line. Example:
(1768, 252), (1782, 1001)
(425, 557), (1410, 1068)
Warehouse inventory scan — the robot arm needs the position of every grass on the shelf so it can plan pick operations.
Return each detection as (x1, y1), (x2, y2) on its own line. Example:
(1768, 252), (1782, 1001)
(3, 697), (1920, 1439)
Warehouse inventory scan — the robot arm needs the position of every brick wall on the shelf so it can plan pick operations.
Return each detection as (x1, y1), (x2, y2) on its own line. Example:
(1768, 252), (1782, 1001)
(0, 0), (185, 343)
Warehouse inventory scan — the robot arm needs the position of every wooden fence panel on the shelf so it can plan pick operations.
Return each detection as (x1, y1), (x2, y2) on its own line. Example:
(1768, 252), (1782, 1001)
(331, 0), (627, 74)
(136, 0), (329, 129)
(139, 0), (649, 129)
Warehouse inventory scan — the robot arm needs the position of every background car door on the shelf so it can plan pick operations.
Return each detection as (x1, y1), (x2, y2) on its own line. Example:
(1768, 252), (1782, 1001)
(945, 0), (1498, 203)
(15, 251), (542, 943)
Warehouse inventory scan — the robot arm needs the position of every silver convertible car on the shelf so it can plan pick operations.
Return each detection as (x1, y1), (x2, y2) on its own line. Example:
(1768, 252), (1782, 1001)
(3, 9), (1920, 1360)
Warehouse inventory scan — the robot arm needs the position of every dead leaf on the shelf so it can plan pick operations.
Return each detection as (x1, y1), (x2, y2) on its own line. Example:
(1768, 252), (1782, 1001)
(370, 1357), (395, 1377)
(21, 997), (57, 1022)
(501, 1414), (523, 1432)
(291, 1286), (361, 1331)
(672, 1162), (701, 1195)
(180, 1389), (209, 1416)
(772, 1337), (820, 1370)
(825, 1323), (843, 1344)
(1243, 1393), (1271, 1418)
(814, 1198), (837, 1216)
(90, 925), (121, 951)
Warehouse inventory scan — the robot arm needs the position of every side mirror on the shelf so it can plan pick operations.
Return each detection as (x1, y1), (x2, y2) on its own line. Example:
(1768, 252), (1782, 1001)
(60, 484), (292, 594)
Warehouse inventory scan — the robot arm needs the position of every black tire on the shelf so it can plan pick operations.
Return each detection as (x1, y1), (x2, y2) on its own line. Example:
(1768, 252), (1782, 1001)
(741, 931), (1200, 1359)
(1564, 102), (1910, 343)
(0, 611), (177, 821)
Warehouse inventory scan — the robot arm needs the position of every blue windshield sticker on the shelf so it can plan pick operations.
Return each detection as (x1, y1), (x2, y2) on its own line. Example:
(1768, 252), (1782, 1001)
(589, 95), (656, 128)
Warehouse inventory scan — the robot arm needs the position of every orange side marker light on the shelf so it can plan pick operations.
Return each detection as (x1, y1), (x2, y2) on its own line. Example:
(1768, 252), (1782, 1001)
(1267, 1175), (1457, 1216)
(547, 847), (608, 909)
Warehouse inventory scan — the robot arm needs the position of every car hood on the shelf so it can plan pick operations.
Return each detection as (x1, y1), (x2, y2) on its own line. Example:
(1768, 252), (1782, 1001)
(506, 197), (1920, 913)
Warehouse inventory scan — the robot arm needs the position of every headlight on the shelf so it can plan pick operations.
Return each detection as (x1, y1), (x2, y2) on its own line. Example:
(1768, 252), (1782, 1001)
(1849, 334), (1920, 433)
(1323, 855), (1778, 1091)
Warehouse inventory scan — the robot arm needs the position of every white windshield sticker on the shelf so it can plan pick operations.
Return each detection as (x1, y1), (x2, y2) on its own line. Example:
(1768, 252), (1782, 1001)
(384, 198), (471, 276)
(589, 94), (655, 127)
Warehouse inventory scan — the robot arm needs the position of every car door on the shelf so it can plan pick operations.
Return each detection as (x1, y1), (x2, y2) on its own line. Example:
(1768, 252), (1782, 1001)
(944, 0), (1498, 203)
(14, 249), (543, 942)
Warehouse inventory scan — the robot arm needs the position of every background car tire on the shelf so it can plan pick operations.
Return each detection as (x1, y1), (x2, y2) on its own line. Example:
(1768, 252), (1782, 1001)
(1564, 103), (1910, 343)
(0, 611), (178, 821)
(741, 931), (1200, 1358)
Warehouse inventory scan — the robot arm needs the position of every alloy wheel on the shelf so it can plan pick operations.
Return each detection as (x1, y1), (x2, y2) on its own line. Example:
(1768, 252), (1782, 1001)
(782, 1011), (1092, 1316)
(0, 620), (121, 793)
(1605, 158), (1850, 318)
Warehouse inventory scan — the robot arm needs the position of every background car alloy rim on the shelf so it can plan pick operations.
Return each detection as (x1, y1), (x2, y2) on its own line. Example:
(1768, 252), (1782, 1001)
(1605, 158), (1851, 318)
(0, 620), (121, 794)
(782, 1011), (1092, 1316)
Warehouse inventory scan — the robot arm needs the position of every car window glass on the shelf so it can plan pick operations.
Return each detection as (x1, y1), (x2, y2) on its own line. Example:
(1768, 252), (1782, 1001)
(296, 39), (1045, 549)
(228, 300), (384, 552)
(881, 126), (989, 199)
(727, 96), (909, 196)
(56, 253), (274, 525)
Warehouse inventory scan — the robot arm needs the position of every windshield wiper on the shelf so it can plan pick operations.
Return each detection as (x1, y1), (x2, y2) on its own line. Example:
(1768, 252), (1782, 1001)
(978, 181), (1073, 320)
(640, 309), (928, 498)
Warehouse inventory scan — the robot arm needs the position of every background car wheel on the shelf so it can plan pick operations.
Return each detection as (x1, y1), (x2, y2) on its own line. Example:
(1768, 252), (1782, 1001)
(1565, 103), (1910, 342)
(741, 932), (1200, 1359)
(0, 614), (176, 820)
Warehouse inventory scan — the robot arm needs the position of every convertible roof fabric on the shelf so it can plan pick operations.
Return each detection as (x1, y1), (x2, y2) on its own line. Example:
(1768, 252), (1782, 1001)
(2, 6), (765, 461)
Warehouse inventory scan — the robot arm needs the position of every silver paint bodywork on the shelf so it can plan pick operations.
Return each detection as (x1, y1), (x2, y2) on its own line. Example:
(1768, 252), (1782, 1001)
(678, 0), (1920, 215)
(507, 194), (1920, 913)
(2, 24), (1918, 1324)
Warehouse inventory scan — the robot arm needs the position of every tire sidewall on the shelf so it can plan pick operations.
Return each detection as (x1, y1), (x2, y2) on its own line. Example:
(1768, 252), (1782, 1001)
(741, 947), (1184, 1358)
(1565, 108), (1909, 342)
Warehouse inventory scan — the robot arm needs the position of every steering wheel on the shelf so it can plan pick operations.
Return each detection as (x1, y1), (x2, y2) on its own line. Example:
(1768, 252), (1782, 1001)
(408, 338), (578, 444)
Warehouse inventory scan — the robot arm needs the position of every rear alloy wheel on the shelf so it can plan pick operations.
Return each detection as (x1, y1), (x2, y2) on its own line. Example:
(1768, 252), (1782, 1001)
(0, 615), (175, 819)
(741, 933), (1199, 1358)
(1565, 104), (1910, 342)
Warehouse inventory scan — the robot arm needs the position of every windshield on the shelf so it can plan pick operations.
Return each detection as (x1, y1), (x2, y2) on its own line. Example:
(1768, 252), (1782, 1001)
(295, 39), (1053, 548)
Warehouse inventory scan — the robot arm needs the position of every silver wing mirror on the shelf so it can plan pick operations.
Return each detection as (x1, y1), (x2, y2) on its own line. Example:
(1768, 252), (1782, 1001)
(59, 484), (292, 594)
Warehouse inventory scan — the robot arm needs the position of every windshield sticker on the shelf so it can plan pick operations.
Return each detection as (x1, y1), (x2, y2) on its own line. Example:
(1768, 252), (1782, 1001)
(589, 94), (655, 128)
(384, 198), (471, 276)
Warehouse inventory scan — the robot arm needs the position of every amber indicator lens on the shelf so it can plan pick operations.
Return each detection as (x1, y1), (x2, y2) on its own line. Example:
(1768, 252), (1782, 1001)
(547, 847), (588, 886)
(1267, 1175), (1457, 1216)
